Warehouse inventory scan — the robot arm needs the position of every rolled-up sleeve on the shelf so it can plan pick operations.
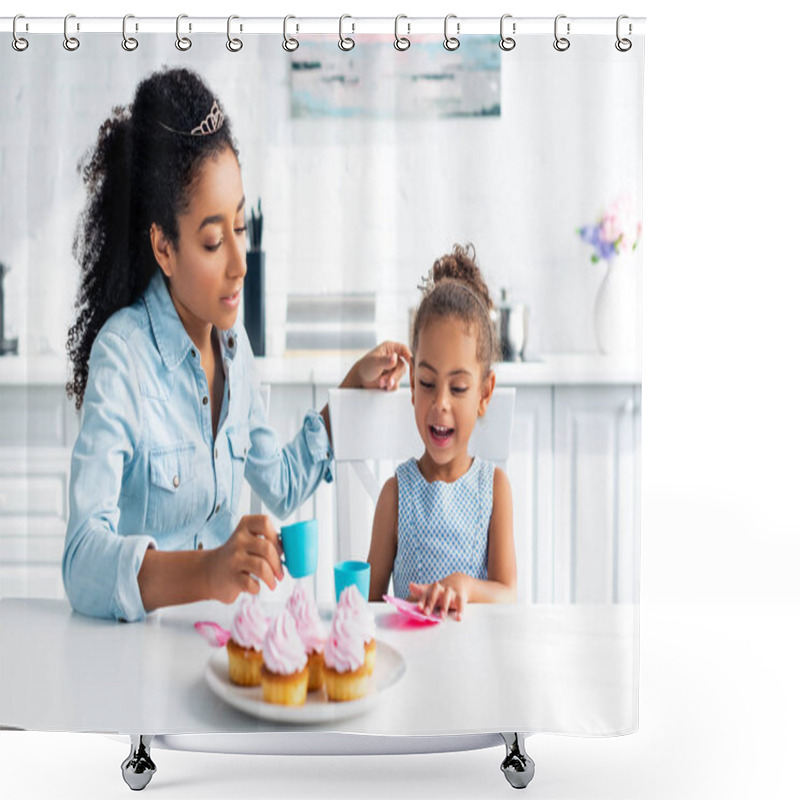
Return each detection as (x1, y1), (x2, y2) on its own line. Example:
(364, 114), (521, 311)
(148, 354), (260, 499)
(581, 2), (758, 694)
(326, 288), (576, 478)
(243, 358), (333, 521)
(62, 331), (155, 622)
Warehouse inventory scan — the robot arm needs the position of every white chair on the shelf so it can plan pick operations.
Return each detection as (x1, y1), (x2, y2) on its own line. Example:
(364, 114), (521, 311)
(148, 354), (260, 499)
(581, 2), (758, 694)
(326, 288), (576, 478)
(328, 387), (516, 572)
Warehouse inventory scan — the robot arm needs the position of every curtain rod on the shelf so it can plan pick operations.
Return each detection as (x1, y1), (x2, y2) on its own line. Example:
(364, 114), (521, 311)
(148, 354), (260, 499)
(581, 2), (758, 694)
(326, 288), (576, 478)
(1, 16), (646, 37)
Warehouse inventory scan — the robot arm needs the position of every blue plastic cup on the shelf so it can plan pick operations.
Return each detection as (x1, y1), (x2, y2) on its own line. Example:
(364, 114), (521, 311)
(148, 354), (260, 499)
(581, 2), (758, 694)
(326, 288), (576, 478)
(280, 520), (318, 579)
(334, 560), (371, 602)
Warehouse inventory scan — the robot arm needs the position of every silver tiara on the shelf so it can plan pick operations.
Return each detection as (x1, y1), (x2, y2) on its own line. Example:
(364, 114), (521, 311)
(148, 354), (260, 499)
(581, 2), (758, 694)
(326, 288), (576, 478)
(157, 100), (225, 137)
(417, 270), (434, 294)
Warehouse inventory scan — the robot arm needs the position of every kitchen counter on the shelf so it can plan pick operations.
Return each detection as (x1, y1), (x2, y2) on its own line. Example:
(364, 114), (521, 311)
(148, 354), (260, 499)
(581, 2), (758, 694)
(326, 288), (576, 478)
(0, 353), (641, 387)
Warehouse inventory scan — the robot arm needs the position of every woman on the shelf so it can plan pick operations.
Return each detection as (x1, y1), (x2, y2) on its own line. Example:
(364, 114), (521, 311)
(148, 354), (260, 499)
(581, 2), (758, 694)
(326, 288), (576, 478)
(63, 67), (409, 622)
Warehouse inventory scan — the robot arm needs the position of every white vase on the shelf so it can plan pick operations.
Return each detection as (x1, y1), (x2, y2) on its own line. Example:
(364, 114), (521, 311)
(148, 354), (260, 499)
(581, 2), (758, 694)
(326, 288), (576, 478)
(594, 255), (637, 355)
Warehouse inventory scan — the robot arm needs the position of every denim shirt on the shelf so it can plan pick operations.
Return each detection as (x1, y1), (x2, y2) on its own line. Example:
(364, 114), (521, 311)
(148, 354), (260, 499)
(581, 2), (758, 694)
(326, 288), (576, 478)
(62, 271), (333, 622)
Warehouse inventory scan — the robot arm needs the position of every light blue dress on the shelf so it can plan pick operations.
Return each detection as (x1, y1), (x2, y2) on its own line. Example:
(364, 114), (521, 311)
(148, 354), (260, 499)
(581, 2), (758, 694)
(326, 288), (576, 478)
(392, 456), (495, 600)
(62, 271), (333, 622)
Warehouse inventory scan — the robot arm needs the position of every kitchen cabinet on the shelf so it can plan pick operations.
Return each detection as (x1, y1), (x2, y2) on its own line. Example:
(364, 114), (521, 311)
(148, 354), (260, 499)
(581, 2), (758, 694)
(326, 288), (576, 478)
(0, 384), (79, 598)
(507, 387), (553, 604)
(502, 385), (640, 604)
(553, 386), (640, 604)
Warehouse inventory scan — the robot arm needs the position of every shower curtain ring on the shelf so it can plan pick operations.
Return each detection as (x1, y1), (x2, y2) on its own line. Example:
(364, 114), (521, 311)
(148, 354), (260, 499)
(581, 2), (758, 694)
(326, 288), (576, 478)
(122, 15), (138, 51)
(339, 15), (355, 51)
(394, 15), (410, 51)
(12, 15), (29, 52)
(444, 14), (460, 51)
(176, 14), (192, 51)
(283, 15), (299, 52)
(63, 14), (80, 51)
(553, 14), (570, 52)
(499, 14), (516, 51)
(226, 15), (243, 52)
(615, 15), (632, 52)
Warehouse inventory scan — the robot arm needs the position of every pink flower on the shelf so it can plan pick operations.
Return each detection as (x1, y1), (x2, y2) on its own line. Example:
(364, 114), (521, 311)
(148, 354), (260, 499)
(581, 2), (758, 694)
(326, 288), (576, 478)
(578, 193), (642, 264)
(598, 193), (640, 255)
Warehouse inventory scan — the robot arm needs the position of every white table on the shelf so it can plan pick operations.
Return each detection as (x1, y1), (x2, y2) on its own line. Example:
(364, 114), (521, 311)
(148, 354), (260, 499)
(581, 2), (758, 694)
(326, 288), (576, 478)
(1, 598), (637, 737)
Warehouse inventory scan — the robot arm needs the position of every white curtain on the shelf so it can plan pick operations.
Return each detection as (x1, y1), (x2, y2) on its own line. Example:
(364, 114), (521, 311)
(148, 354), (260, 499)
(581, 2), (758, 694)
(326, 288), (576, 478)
(0, 28), (642, 741)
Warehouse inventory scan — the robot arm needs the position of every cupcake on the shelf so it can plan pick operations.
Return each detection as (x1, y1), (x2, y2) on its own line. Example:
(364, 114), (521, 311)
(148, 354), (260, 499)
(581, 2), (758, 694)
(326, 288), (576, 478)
(285, 583), (327, 691)
(323, 610), (371, 702)
(261, 609), (309, 706)
(337, 585), (377, 675)
(226, 593), (270, 686)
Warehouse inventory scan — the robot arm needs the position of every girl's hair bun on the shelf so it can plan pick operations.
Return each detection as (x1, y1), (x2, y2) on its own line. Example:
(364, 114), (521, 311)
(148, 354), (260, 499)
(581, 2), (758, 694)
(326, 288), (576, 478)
(430, 243), (493, 311)
(413, 243), (500, 375)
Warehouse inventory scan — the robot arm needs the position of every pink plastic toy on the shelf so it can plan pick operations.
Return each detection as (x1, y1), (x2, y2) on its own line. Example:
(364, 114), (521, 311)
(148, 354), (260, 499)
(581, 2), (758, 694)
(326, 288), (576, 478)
(382, 594), (443, 624)
(194, 620), (231, 647)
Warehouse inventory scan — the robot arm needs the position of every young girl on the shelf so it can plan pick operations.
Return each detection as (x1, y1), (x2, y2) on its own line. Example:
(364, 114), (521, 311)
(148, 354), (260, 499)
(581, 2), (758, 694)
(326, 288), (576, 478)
(63, 67), (410, 622)
(367, 245), (517, 619)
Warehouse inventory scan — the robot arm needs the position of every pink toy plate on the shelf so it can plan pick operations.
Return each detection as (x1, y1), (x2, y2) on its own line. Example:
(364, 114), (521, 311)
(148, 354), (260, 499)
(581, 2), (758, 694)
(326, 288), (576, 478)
(382, 594), (443, 624)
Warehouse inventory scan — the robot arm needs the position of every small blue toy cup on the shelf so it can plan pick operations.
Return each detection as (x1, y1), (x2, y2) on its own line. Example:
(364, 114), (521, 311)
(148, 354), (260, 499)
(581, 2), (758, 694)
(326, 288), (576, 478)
(280, 520), (318, 579)
(334, 560), (371, 602)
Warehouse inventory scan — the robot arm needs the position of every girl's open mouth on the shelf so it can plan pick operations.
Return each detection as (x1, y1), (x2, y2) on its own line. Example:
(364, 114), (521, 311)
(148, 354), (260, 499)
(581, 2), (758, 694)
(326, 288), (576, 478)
(429, 424), (454, 446)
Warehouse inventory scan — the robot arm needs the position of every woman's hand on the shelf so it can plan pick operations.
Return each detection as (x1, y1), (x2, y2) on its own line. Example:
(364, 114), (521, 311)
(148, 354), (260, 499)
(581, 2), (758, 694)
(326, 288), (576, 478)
(203, 515), (284, 603)
(341, 341), (412, 391)
(408, 573), (470, 621)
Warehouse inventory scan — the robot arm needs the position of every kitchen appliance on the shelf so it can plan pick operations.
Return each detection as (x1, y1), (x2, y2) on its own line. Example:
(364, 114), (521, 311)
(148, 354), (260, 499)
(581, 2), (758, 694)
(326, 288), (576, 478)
(244, 200), (266, 356)
(0, 263), (19, 356)
(496, 288), (528, 362)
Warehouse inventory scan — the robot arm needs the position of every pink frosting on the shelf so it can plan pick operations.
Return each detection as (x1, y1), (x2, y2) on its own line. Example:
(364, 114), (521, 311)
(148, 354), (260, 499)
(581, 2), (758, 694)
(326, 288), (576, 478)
(261, 609), (308, 675)
(324, 610), (366, 673)
(337, 585), (376, 644)
(230, 594), (270, 651)
(285, 583), (327, 654)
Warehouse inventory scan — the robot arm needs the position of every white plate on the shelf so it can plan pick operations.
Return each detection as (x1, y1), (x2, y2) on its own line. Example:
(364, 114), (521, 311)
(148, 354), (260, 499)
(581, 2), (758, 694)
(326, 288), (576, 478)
(205, 641), (406, 724)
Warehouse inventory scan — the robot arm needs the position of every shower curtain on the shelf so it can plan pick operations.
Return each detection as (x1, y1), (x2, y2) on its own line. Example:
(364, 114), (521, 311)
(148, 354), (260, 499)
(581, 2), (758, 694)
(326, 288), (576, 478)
(0, 20), (643, 749)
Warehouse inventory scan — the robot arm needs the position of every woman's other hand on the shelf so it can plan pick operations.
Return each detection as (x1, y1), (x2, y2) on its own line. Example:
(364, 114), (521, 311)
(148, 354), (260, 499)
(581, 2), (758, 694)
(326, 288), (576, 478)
(408, 573), (469, 621)
(342, 341), (412, 391)
(203, 515), (284, 603)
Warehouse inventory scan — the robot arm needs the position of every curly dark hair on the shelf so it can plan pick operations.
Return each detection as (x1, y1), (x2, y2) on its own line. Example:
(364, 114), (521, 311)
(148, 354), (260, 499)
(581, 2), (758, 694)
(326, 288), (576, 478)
(66, 67), (238, 410)
(412, 243), (500, 377)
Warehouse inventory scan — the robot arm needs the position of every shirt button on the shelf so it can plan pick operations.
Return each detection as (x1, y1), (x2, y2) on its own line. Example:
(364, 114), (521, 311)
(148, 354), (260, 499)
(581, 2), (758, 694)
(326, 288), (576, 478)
(197, 542), (204, 550)
(228, 336), (234, 348)
(202, 396), (209, 405)
(215, 504), (220, 514)
(214, 447), (218, 459)
(173, 475), (180, 488)
(190, 349), (196, 358)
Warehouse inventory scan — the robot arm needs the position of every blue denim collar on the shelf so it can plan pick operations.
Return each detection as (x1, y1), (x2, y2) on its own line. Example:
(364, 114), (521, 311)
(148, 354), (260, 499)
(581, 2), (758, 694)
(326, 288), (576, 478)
(143, 271), (238, 371)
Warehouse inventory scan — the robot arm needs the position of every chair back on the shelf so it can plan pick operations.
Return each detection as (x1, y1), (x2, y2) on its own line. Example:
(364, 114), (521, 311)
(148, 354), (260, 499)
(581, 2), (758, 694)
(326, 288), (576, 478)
(328, 387), (515, 561)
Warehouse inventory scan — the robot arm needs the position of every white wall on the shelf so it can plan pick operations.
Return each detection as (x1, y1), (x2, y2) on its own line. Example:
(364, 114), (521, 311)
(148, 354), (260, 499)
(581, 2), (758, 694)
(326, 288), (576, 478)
(0, 33), (641, 359)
